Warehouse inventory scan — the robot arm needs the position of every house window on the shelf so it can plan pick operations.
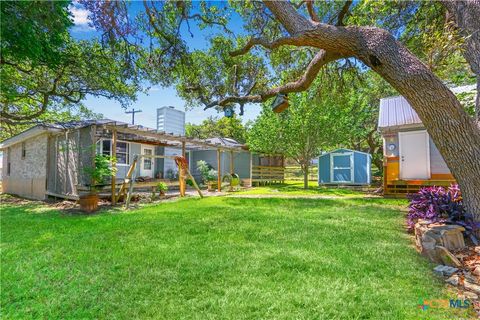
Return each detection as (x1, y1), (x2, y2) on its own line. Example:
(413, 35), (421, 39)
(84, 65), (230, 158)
(7, 148), (11, 176)
(115, 142), (129, 165)
(100, 139), (129, 165)
(143, 149), (152, 170)
(21, 142), (26, 159)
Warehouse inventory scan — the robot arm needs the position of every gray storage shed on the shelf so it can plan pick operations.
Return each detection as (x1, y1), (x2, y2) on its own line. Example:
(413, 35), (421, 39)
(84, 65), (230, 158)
(318, 148), (371, 185)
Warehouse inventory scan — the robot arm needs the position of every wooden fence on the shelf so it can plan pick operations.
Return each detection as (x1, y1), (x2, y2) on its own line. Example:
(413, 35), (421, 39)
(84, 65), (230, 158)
(251, 166), (285, 185)
(284, 166), (318, 181)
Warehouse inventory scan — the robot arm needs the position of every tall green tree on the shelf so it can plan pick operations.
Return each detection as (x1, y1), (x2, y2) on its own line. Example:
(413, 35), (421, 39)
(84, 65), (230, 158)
(315, 71), (397, 173)
(185, 116), (249, 143)
(248, 91), (336, 189)
(0, 1), (141, 139)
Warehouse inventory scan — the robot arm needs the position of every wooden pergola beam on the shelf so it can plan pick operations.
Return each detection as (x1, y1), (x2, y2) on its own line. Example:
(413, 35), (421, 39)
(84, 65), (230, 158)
(103, 125), (245, 152)
(217, 149), (222, 192)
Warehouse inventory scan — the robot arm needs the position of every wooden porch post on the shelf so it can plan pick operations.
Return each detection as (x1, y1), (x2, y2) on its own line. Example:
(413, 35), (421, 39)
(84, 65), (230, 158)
(230, 151), (234, 174)
(182, 140), (186, 158)
(111, 129), (117, 205)
(217, 149), (222, 192)
(249, 152), (253, 187)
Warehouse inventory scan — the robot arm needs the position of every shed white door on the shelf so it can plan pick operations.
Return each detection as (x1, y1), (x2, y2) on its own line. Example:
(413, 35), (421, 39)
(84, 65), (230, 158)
(399, 130), (430, 180)
(140, 145), (154, 178)
(331, 153), (353, 183)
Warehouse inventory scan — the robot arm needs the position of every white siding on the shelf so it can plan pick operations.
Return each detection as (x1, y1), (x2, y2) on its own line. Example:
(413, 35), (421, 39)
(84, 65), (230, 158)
(429, 138), (450, 174)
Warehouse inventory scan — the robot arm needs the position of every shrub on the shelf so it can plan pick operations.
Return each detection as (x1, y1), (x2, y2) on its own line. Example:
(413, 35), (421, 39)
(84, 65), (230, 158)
(196, 160), (217, 183)
(407, 184), (478, 231)
(84, 155), (117, 192)
(157, 182), (168, 193)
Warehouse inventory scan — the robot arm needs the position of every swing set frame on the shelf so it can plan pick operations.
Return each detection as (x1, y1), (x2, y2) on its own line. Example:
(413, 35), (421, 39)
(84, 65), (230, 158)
(120, 154), (203, 209)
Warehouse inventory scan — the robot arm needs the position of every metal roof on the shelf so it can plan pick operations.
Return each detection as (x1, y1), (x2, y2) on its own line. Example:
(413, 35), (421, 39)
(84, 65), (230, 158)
(204, 137), (243, 148)
(378, 84), (477, 131)
(0, 119), (247, 152)
(378, 96), (422, 131)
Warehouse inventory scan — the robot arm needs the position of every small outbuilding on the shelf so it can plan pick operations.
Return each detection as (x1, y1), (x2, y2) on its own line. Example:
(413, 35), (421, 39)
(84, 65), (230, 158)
(318, 148), (371, 185)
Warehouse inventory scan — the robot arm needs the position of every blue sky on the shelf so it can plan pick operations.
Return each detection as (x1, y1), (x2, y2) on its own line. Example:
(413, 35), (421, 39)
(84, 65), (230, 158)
(69, 1), (262, 128)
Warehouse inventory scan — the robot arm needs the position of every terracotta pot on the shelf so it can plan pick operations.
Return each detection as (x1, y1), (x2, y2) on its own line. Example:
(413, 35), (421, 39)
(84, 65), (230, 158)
(79, 194), (99, 213)
(207, 181), (217, 192)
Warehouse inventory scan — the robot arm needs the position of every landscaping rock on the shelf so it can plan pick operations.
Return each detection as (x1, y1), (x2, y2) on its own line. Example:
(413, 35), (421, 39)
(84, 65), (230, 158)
(436, 246), (463, 267)
(415, 222), (466, 264)
(434, 265), (458, 277)
(473, 266), (480, 277)
(434, 265), (448, 277)
(443, 266), (459, 277)
(464, 281), (480, 295)
(446, 274), (459, 286)
(462, 291), (479, 300)
(464, 272), (477, 284)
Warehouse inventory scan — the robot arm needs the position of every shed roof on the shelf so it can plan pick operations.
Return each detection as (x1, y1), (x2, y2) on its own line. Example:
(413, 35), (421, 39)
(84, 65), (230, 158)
(378, 84), (476, 132)
(319, 148), (371, 157)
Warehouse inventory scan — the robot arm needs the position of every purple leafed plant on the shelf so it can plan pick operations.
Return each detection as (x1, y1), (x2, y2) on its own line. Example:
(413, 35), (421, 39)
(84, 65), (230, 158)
(406, 184), (478, 231)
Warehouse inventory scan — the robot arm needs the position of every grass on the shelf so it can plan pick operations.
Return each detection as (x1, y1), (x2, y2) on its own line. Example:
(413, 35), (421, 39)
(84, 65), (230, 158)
(1, 195), (472, 319)
(236, 180), (369, 197)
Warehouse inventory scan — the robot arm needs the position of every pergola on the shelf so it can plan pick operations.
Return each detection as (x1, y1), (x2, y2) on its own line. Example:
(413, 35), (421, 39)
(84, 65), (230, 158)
(93, 121), (248, 204)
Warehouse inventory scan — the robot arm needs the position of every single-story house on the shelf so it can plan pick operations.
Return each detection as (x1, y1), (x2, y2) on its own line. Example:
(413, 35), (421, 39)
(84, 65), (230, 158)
(0, 119), (284, 200)
(378, 96), (454, 195)
(318, 148), (371, 185)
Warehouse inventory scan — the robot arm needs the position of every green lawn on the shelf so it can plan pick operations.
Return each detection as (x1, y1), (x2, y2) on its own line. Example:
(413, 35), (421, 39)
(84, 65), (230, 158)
(237, 180), (369, 197)
(1, 195), (471, 319)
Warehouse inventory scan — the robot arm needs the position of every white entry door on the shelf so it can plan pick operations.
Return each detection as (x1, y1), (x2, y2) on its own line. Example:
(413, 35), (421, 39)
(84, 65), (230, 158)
(399, 130), (430, 180)
(140, 145), (154, 177)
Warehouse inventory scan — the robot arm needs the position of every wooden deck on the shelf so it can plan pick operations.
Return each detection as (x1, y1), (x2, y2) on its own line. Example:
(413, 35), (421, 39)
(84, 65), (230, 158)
(382, 156), (456, 197)
(384, 179), (456, 197)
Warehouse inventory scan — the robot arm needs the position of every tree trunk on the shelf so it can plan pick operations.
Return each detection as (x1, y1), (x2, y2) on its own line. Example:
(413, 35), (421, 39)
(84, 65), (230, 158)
(442, 0), (480, 122)
(303, 164), (309, 189)
(265, 1), (480, 220)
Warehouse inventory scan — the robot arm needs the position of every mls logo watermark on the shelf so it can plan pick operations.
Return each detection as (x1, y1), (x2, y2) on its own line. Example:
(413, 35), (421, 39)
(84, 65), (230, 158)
(418, 298), (472, 311)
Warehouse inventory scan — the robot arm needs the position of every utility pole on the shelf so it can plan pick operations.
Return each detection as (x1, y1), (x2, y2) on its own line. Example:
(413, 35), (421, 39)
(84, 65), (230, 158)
(125, 108), (142, 125)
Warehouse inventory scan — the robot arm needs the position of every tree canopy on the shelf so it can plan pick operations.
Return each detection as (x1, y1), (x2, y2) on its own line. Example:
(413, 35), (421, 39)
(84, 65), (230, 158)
(0, 1), (141, 138)
(185, 116), (249, 143)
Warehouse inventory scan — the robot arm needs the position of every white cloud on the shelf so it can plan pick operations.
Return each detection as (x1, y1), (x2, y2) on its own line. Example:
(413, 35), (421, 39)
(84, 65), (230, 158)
(70, 4), (93, 31)
(148, 86), (162, 92)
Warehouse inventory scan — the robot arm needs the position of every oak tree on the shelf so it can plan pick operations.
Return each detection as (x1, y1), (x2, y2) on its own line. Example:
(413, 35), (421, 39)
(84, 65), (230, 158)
(65, 1), (480, 219)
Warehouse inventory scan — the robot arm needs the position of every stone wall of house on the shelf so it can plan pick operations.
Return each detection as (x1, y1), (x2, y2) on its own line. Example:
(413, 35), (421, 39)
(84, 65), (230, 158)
(2, 134), (48, 199)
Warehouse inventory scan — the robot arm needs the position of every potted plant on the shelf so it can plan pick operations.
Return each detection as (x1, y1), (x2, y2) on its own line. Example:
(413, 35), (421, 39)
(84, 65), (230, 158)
(80, 154), (117, 212)
(157, 182), (168, 198)
(196, 160), (218, 191)
(206, 169), (218, 191)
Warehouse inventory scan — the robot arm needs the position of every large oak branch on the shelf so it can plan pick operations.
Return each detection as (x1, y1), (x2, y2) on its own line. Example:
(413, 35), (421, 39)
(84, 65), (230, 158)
(229, 36), (304, 57)
(204, 50), (341, 109)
